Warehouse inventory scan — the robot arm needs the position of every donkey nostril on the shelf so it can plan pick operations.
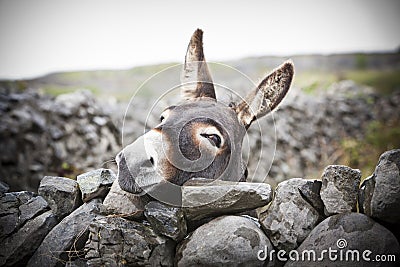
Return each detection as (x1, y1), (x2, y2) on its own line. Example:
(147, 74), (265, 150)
(149, 157), (154, 165)
(116, 152), (123, 163)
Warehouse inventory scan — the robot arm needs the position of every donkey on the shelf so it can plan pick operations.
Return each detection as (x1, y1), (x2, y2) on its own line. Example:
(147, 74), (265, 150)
(116, 29), (294, 201)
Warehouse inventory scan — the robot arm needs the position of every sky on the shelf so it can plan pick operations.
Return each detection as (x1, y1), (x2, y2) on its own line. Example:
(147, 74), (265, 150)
(0, 0), (399, 79)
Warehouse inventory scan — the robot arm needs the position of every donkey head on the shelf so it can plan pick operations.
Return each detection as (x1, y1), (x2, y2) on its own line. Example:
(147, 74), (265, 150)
(116, 29), (294, 196)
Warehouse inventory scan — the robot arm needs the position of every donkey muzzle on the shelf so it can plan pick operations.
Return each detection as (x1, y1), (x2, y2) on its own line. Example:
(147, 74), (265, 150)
(116, 134), (162, 194)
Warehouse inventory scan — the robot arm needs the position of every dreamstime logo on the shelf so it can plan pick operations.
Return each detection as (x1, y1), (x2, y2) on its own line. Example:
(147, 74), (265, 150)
(121, 62), (277, 206)
(336, 238), (347, 249)
(257, 238), (397, 263)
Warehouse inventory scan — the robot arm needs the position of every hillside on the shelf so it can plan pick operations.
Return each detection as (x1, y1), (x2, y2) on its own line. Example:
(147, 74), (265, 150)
(2, 52), (398, 100)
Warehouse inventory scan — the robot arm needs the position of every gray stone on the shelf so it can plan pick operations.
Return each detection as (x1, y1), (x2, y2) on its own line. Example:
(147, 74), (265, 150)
(54, 90), (92, 117)
(182, 180), (273, 221)
(102, 180), (146, 219)
(359, 149), (400, 224)
(0, 192), (49, 241)
(65, 258), (87, 267)
(92, 116), (107, 126)
(30, 109), (46, 131)
(285, 213), (400, 267)
(77, 168), (115, 202)
(0, 139), (18, 163)
(0, 211), (57, 267)
(144, 201), (187, 242)
(49, 125), (64, 140)
(53, 141), (67, 159)
(0, 180), (9, 196)
(0, 90), (121, 193)
(0, 192), (19, 215)
(19, 195), (49, 223)
(38, 176), (81, 220)
(259, 178), (322, 252)
(28, 199), (102, 267)
(176, 215), (274, 266)
(0, 213), (19, 241)
(358, 175), (373, 215)
(85, 216), (175, 266)
(320, 165), (361, 215)
(10, 108), (32, 130)
(298, 179), (325, 215)
(1, 193), (23, 240)
(66, 133), (85, 152)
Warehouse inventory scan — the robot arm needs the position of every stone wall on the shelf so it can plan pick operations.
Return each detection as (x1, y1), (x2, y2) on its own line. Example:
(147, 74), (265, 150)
(1, 82), (399, 266)
(1, 81), (399, 192)
(1, 149), (399, 266)
(245, 81), (400, 186)
(0, 89), (121, 192)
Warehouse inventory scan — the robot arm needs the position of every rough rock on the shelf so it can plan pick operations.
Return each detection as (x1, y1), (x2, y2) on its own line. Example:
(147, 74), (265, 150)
(259, 178), (322, 252)
(1, 193), (28, 240)
(77, 168), (115, 202)
(0, 191), (49, 241)
(65, 259), (87, 267)
(28, 199), (102, 267)
(358, 175), (374, 215)
(182, 180), (273, 221)
(18, 194), (49, 223)
(144, 201), (187, 242)
(102, 180), (146, 219)
(85, 216), (175, 266)
(320, 165), (361, 216)
(298, 180), (325, 215)
(176, 215), (274, 266)
(38, 176), (81, 220)
(0, 181), (9, 196)
(0, 211), (57, 267)
(54, 90), (92, 117)
(285, 213), (400, 267)
(359, 149), (400, 224)
(0, 190), (56, 266)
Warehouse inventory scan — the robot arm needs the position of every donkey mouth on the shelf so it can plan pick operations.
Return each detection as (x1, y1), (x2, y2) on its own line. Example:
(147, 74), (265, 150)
(117, 154), (144, 194)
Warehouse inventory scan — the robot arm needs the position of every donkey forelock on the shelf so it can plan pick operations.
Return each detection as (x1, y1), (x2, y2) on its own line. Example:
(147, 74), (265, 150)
(116, 29), (294, 200)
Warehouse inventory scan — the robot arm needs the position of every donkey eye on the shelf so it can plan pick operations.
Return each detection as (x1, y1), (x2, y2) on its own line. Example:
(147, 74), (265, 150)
(201, 134), (221, 148)
(160, 115), (165, 122)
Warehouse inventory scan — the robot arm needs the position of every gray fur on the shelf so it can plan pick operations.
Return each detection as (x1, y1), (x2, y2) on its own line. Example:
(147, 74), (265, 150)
(117, 29), (294, 194)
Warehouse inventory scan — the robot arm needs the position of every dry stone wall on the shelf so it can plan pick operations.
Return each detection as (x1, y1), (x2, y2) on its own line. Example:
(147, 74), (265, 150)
(1, 149), (399, 266)
(0, 90), (121, 192)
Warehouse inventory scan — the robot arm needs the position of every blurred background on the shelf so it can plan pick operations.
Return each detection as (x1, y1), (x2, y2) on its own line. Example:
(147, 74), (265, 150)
(0, 0), (399, 192)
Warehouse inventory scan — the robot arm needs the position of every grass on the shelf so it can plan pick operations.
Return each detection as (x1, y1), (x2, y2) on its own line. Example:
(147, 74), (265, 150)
(344, 70), (400, 95)
(294, 71), (338, 94)
(37, 69), (400, 99)
(339, 119), (400, 179)
(293, 69), (400, 96)
(40, 85), (100, 96)
(127, 62), (177, 76)
(0, 80), (29, 92)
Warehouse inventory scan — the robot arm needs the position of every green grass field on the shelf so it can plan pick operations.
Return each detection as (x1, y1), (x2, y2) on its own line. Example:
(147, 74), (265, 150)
(295, 69), (400, 96)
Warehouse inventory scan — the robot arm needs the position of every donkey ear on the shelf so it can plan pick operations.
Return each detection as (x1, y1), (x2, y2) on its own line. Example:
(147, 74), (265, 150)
(181, 29), (216, 100)
(235, 61), (294, 129)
